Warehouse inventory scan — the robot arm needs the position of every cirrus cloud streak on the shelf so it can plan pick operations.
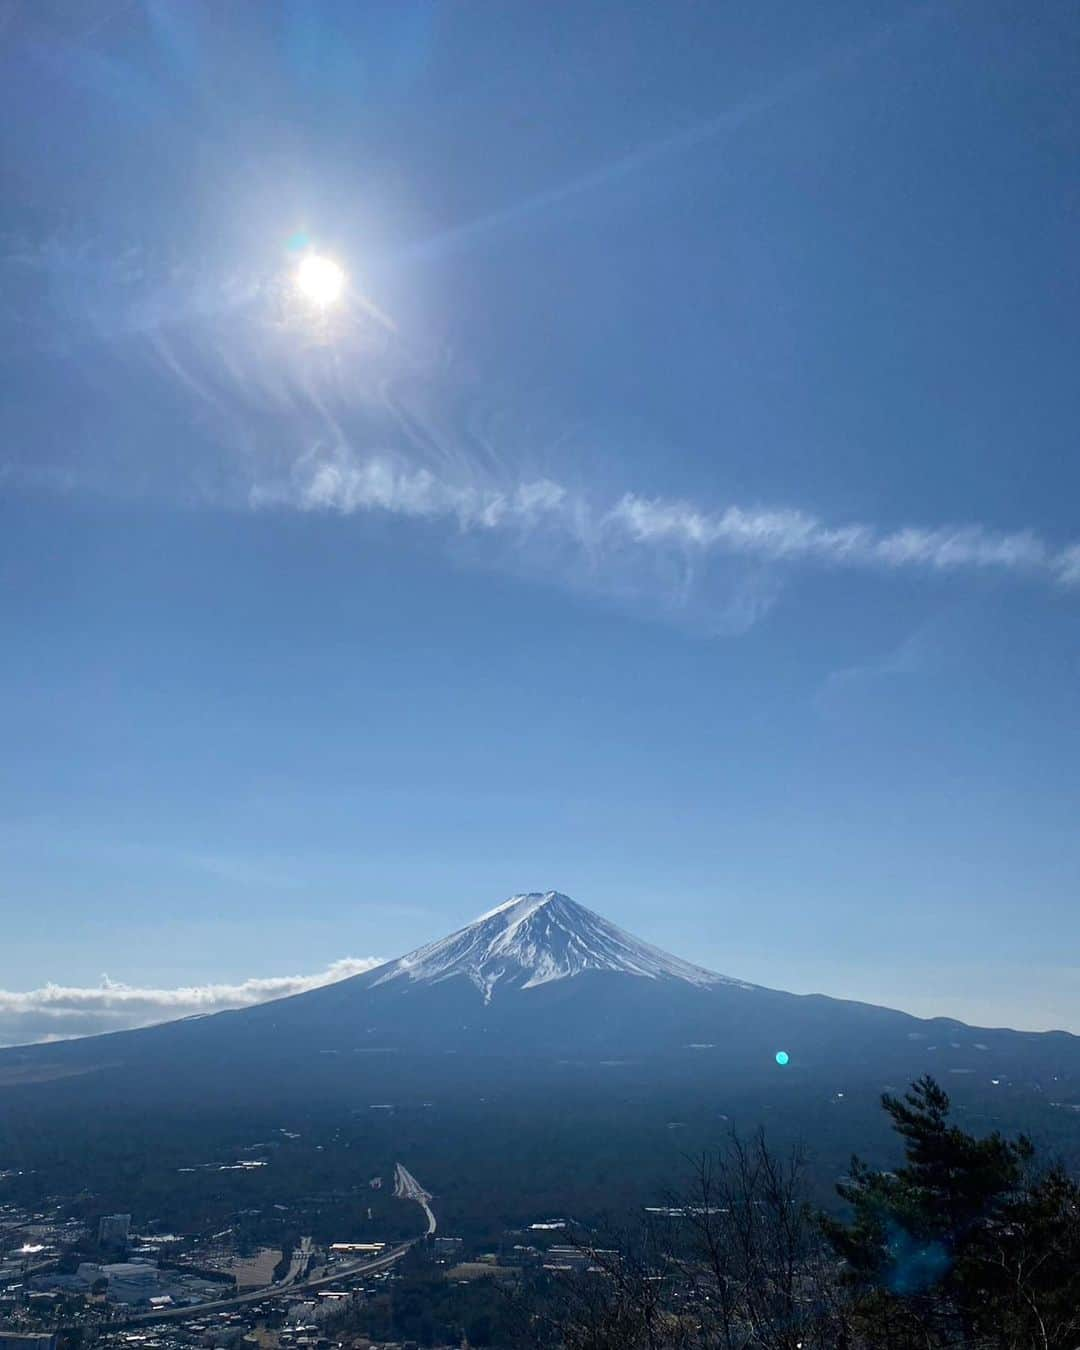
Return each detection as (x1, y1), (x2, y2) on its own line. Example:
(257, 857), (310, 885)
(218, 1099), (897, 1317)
(6, 232), (1080, 629)
(266, 445), (1080, 592)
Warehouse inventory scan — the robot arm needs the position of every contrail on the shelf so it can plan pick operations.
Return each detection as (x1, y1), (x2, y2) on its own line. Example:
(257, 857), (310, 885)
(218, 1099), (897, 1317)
(392, 5), (943, 266)
(280, 445), (1080, 591)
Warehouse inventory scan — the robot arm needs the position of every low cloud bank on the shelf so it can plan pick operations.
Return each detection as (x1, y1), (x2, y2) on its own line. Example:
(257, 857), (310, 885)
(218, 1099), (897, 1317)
(0, 957), (383, 1048)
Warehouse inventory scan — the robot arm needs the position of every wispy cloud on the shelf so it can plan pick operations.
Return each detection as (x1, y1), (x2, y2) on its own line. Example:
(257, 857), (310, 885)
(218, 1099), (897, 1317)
(608, 496), (1078, 581)
(6, 0), (1071, 634)
(256, 443), (1080, 593)
(5, 213), (1080, 634)
(816, 622), (944, 720)
(0, 957), (383, 1049)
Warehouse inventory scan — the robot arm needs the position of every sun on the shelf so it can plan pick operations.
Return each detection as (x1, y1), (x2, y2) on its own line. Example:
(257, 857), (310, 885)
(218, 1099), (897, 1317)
(296, 254), (345, 306)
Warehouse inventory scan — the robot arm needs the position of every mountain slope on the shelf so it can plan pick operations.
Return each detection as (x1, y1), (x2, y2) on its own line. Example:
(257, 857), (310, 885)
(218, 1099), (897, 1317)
(3, 893), (1080, 1238)
(1, 892), (1078, 1116)
(371, 891), (740, 1001)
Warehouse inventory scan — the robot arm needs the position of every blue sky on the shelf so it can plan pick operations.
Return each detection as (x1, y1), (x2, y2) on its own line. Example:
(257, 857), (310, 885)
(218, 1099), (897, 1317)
(2, 0), (1079, 1040)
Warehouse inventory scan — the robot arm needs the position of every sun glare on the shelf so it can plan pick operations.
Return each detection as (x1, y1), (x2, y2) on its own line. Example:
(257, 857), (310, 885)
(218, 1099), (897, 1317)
(296, 254), (345, 306)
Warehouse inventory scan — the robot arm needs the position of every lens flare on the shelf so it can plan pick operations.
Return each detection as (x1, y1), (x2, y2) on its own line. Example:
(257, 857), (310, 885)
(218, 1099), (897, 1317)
(775, 1050), (790, 1066)
(296, 254), (345, 306)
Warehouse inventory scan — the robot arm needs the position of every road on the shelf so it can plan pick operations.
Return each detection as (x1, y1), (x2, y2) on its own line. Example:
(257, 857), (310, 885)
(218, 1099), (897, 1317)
(281, 1234), (312, 1285)
(121, 1165), (435, 1326)
(393, 1162), (437, 1236)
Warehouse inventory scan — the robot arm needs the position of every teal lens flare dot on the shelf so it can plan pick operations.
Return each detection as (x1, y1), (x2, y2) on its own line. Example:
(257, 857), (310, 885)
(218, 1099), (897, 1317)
(775, 1050), (789, 1066)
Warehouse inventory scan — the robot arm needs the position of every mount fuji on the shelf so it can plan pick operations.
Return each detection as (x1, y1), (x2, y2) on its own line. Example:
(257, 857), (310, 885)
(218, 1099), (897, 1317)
(370, 891), (737, 1001)
(1, 892), (1078, 1111)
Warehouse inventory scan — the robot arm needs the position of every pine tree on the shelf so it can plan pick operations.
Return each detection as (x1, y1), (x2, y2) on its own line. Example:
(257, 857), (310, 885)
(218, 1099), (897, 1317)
(823, 1075), (1080, 1348)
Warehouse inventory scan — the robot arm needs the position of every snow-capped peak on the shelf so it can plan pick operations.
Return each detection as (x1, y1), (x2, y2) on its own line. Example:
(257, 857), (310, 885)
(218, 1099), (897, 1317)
(373, 891), (740, 1003)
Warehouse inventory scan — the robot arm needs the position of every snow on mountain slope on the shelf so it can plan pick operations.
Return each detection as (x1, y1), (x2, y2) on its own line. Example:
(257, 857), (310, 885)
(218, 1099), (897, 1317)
(373, 891), (752, 1003)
